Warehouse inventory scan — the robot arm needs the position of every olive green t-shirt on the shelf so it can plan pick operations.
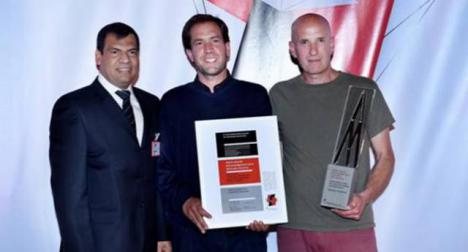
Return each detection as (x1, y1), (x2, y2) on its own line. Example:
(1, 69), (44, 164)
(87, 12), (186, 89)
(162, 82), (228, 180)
(269, 72), (394, 231)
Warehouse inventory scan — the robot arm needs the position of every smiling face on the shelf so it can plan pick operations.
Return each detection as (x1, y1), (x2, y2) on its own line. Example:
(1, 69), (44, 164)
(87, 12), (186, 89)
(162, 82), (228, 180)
(95, 33), (139, 89)
(289, 14), (336, 84)
(185, 22), (230, 84)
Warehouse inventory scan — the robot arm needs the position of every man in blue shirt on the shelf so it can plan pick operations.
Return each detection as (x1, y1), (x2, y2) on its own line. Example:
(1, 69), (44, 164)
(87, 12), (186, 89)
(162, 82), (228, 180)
(157, 14), (271, 252)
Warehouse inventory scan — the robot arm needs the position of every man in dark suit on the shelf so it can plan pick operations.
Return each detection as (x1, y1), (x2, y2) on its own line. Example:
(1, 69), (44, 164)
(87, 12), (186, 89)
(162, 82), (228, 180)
(49, 22), (171, 252)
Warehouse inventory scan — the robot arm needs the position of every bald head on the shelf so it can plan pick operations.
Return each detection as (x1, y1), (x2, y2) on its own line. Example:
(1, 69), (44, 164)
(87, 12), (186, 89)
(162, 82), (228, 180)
(291, 13), (332, 41)
(289, 13), (337, 84)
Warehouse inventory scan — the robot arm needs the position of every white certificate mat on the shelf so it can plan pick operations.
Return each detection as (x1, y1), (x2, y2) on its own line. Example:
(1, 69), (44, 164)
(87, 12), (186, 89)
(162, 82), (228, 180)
(195, 116), (287, 229)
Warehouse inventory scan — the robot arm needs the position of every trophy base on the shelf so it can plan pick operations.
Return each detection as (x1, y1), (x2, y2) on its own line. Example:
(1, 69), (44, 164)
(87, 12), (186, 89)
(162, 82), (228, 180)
(321, 164), (355, 210)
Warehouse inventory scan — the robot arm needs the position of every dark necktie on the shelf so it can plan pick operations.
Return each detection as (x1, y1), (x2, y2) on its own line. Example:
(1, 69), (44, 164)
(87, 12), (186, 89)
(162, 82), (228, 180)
(115, 90), (136, 135)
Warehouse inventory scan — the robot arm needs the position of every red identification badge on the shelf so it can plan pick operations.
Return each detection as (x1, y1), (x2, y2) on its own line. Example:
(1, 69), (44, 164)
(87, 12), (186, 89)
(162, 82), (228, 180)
(151, 133), (160, 157)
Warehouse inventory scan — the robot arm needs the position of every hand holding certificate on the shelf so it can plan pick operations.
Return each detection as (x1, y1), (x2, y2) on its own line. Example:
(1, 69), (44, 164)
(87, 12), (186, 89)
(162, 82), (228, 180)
(182, 197), (211, 234)
(182, 196), (270, 233)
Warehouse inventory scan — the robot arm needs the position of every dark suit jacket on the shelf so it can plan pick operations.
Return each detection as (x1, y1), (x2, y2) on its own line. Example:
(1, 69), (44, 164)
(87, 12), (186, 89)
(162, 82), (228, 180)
(49, 79), (168, 252)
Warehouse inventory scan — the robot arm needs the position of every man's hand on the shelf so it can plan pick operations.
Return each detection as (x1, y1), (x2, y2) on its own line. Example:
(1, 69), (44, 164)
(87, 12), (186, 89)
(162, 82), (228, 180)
(331, 192), (369, 220)
(157, 241), (172, 252)
(182, 197), (212, 234)
(333, 128), (395, 221)
(246, 220), (269, 232)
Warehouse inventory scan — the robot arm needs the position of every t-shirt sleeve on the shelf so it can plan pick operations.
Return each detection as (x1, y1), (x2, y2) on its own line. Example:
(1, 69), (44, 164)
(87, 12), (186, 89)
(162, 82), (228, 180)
(367, 85), (395, 138)
(269, 85), (281, 116)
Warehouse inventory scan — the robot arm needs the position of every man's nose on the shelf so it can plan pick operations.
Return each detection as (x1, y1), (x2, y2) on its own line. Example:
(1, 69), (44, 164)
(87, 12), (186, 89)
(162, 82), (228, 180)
(309, 43), (318, 55)
(204, 42), (214, 52)
(120, 52), (130, 62)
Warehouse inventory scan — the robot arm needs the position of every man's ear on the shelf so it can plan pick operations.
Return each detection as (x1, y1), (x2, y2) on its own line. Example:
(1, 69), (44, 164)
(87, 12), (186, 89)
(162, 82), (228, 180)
(225, 42), (231, 61)
(289, 41), (297, 58)
(95, 50), (102, 70)
(330, 36), (335, 58)
(185, 48), (194, 63)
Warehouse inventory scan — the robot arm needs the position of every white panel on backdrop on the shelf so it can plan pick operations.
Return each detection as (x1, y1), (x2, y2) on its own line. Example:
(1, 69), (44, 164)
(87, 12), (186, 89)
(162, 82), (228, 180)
(374, 1), (468, 251)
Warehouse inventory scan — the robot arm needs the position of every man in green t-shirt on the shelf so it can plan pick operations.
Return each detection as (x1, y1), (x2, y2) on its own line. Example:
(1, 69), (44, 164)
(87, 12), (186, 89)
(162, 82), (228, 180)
(269, 13), (395, 252)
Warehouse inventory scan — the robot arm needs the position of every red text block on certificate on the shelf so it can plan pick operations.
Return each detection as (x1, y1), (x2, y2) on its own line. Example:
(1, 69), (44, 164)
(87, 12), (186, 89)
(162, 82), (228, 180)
(218, 158), (260, 185)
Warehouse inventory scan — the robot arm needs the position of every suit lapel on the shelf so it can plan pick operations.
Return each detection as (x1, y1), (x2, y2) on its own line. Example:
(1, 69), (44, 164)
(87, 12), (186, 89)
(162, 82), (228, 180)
(90, 79), (140, 146)
(133, 88), (151, 149)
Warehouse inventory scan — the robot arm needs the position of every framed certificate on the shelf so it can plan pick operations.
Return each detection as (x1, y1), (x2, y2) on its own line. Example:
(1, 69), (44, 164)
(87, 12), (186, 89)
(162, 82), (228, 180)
(195, 116), (288, 229)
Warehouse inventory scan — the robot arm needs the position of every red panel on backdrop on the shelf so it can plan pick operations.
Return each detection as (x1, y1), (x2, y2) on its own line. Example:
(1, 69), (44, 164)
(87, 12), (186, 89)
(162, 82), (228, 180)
(208, 0), (253, 22)
(303, 0), (394, 77)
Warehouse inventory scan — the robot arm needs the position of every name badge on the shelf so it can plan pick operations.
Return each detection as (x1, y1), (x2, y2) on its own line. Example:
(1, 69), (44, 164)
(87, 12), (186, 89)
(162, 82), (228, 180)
(151, 133), (160, 157)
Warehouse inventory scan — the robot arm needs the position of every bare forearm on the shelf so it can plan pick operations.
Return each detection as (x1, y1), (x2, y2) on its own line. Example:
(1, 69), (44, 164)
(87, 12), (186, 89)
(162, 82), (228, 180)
(333, 128), (395, 219)
(360, 149), (395, 204)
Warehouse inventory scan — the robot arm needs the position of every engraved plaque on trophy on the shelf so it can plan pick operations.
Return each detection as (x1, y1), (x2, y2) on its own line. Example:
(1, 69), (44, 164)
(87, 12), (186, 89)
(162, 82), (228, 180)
(321, 86), (375, 210)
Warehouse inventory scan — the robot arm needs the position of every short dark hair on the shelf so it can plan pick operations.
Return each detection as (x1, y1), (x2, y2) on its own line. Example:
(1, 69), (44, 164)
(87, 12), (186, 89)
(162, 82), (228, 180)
(182, 14), (230, 50)
(96, 22), (139, 53)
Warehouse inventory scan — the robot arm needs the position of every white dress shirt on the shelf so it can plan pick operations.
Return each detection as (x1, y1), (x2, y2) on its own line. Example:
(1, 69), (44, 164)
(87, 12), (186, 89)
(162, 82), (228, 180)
(98, 75), (144, 146)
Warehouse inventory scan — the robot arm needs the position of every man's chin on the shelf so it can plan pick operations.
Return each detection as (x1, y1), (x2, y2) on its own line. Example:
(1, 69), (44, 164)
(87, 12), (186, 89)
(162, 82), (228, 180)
(114, 79), (134, 89)
(199, 66), (226, 76)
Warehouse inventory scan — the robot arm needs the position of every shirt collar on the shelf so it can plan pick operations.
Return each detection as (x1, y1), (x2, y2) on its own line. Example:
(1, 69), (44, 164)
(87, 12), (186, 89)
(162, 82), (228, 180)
(192, 73), (233, 93)
(98, 74), (135, 95)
